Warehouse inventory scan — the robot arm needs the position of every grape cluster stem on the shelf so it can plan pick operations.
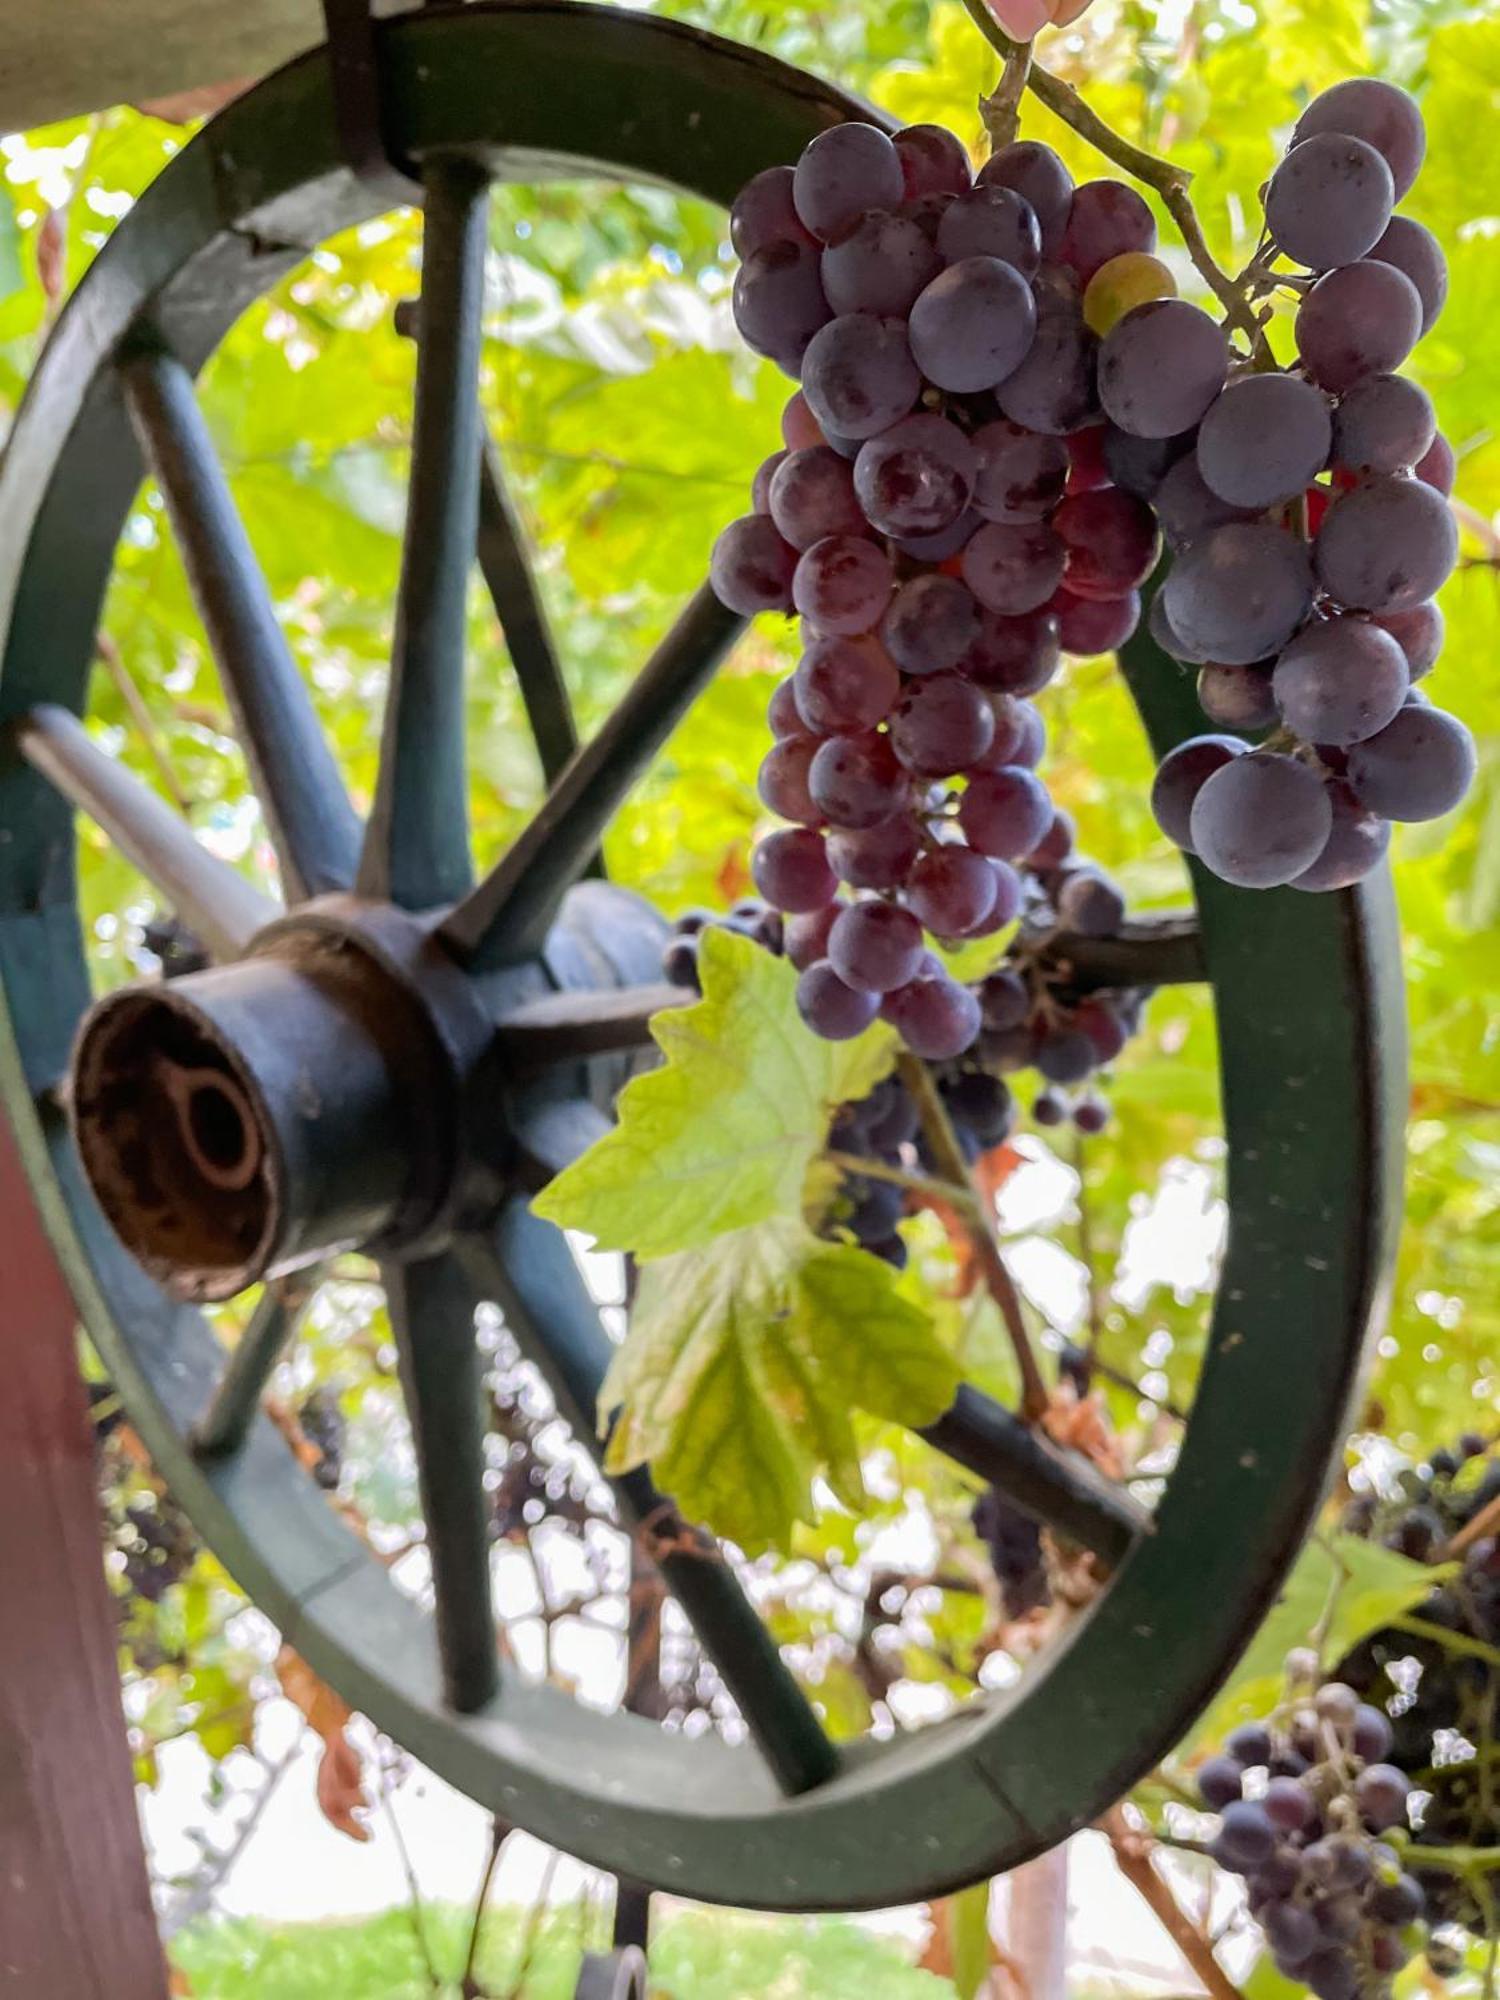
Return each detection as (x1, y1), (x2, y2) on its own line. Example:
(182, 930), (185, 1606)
(897, 1050), (1051, 1420)
(957, 0), (1269, 357)
(1100, 1805), (1248, 2000)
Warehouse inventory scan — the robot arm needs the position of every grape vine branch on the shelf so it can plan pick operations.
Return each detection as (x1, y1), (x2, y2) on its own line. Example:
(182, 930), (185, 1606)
(957, 0), (1269, 355)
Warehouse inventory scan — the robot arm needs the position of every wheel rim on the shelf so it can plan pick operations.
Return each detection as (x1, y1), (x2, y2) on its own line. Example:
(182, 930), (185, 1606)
(0, 1), (1407, 1911)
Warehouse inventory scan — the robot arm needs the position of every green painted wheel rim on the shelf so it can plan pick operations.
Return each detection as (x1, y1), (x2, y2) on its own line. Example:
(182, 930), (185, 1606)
(0, 1), (1407, 1911)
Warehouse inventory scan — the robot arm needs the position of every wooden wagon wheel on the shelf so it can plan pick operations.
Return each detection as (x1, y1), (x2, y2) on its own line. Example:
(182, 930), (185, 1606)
(0, 0), (1407, 1915)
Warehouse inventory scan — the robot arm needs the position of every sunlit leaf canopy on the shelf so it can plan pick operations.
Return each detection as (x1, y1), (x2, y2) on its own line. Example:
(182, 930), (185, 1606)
(0, 0), (1493, 1498)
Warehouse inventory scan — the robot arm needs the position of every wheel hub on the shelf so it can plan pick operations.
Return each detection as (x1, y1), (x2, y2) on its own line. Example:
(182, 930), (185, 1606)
(69, 896), (502, 1301)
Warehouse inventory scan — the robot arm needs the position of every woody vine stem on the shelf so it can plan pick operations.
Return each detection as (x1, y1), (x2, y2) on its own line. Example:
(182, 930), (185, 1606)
(959, 2), (1270, 356)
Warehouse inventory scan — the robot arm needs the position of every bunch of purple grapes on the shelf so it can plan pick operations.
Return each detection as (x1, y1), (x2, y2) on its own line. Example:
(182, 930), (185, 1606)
(1337, 1436), (1500, 1938)
(973, 1486), (1050, 1619)
(713, 118), (1168, 1058)
(1196, 1691), (1425, 1997)
(1149, 79), (1473, 890)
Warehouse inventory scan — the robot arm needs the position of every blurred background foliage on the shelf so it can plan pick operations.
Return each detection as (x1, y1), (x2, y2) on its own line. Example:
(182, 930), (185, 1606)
(0, 0), (1495, 1985)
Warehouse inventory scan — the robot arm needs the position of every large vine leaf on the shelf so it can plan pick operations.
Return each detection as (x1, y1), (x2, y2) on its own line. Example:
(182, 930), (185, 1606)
(533, 926), (896, 1260)
(599, 1216), (959, 1554)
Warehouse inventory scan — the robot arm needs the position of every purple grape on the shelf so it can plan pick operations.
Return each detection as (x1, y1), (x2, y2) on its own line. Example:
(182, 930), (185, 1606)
(710, 513), (798, 615)
(731, 165), (814, 258)
(1102, 424), (1193, 498)
(1351, 1702), (1394, 1763)
(1189, 751), (1334, 888)
(1075, 999), (1127, 1063)
(1032, 1088), (1067, 1127)
(980, 968), (1030, 1031)
(768, 677), (812, 739)
(942, 1069), (1016, 1144)
(1263, 1777), (1315, 1833)
(1369, 1874), (1425, 1924)
(984, 695), (1046, 768)
(793, 635), (899, 733)
(758, 738), (821, 824)
(1153, 455), (1258, 556)
(784, 901), (841, 969)
(1315, 474), (1457, 613)
(1263, 1899), (1319, 1966)
(936, 186), (1041, 276)
(1373, 601), (1443, 681)
(1369, 214), (1447, 333)
(752, 827), (838, 911)
(958, 608), (1061, 695)
(882, 574), (981, 676)
(793, 123), (905, 243)
(1216, 1799), (1278, 1869)
(996, 276), (1098, 435)
(968, 858), (1023, 933)
(821, 209), (942, 317)
(979, 142), (1073, 253)
(1293, 78), (1425, 202)
(828, 899), (926, 993)
(853, 414), (977, 536)
(1416, 431), (1456, 494)
(908, 256), (1037, 393)
(768, 445), (866, 551)
(892, 510), (981, 563)
(1149, 589), (1209, 665)
(1196, 374), (1333, 509)
(971, 420), (1069, 523)
(1059, 180), (1156, 286)
(1273, 617), (1409, 747)
(882, 967), (982, 1059)
(1330, 373), (1435, 477)
(801, 314), (921, 441)
(1345, 701), (1476, 822)
(889, 673), (996, 777)
(733, 240), (831, 367)
(797, 959), (883, 1039)
(827, 816), (920, 890)
(793, 534), (894, 635)
(1151, 735), (1248, 851)
(809, 730), (907, 829)
(895, 124), (973, 201)
(1035, 1027), (1097, 1085)
(962, 520), (1067, 616)
(1198, 662), (1280, 732)
(752, 450), (787, 513)
(1057, 869), (1125, 937)
(1354, 1764), (1410, 1830)
(1297, 261), (1423, 393)
(959, 767), (1053, 859)
(782, 391), (824, 451)
(1265, 132), (1395, 270)
(1072, 1096), (1109, 1134)
(906, 845), (1000, 936)
(1098, 299), (1230, 440)
(1028, 808), (1074, 868)
(1051, 587), (1140, 656)
(1162, 522), (1314, 666)
(1053, 487), (1160, 599)
(1302, 1948), (1358, 2000)
(1225, 1723), (1274, 1767)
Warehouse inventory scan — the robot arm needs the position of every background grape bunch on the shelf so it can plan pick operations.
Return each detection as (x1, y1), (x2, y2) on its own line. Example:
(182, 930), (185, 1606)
(710, 77), (1473, 1067)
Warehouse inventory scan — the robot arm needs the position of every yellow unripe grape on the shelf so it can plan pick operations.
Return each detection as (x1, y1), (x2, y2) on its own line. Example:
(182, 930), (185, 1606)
(1083, 252), (1178, 336)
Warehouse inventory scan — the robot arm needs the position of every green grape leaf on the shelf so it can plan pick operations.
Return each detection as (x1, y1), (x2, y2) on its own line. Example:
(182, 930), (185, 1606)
(533, 925), (897, 1259)
(599, 1215), (959, 1555)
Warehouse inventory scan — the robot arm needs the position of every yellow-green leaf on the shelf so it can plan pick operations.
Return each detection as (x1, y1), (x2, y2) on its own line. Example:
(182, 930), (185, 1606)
(599, 1216), (959, 1555)
(533, 926), (896, 1259)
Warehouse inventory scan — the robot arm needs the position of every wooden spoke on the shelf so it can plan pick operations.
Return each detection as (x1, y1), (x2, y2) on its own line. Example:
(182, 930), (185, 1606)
(460, 1202), (840, 1795)
(494, 981), (687, 1070)
(359, 156), (490, 911)
(439, 585), (745, 968)
(192, 1268), (322, 1457)
(12, 705), (277, 960)
(1036, 912), (1205, 993)
(477, 444), (578, 787)
(118, 345), (362, 901)
(385, 1250), (499, 1714)
(919, 1386), (1149, 1567)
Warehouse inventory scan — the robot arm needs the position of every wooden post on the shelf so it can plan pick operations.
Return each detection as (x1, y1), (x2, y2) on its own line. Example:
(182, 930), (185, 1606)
(0, 1109), (168, 2000)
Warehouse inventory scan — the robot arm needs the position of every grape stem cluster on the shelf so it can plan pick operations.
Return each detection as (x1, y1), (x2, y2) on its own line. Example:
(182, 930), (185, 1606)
(959, 0), (1270, 356)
